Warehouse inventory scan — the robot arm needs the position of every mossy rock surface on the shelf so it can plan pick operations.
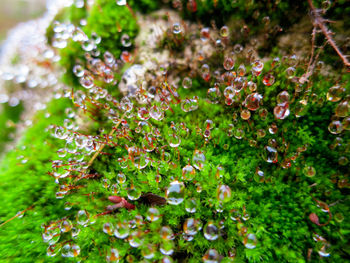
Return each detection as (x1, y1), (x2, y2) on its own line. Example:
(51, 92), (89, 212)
(0, 0), (349, 262)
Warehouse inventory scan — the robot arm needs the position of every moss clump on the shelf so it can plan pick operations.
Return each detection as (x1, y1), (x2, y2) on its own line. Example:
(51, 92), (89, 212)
(0, 98), (72, 262)
(0, 102), (23, 153)
(0, 0), (349, 262)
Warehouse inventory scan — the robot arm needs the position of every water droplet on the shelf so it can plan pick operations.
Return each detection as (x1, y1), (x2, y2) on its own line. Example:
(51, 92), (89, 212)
(76, 210), (89, 226)
(82, 39), (95, 51)
(47, 244), (61, 257)
(237, 64), (246, 76)
(54, 126), (67, 140)
(303, 166), (316, 177)
(103, 222), (115, 236)
(60, 220), (73, 233)
(116, 0), (126, 6)
(327, 85), (344, 102)
(166, 181), (185, 205)
(160, 226), (174, 240)
(114, 221), (130, 238)
(106, 248), (120, 262)
(161, 256), (174, 263)
(73, 64), (85, 77)
(200, 27), (210, 42)
(220, 26), (229, 38)
(121, 33), (132, 47)
(183, 218), (202, 235)
(247, 81), (257, 92)
(274, 103), (290, 119)
(262, 73), (275, 86)
(146, 207), (161, 221)
(334, 212), (344, 223)
(322, 0), (331, 11)
(251, 60), (263, 76)
(244, 233), (257, 249)
(138, 107), (150, 120)
(343, 116), (350, 130)
(233, 44), (243, 54)
(335, 100), (349, 117)
(160, 240), (174, 255)
(121, 51), (132, 63)
(240, 109), (251, 120)
(263, 146), (278, 163)
(42, 225), (60, 244)
(80, 72), (95, 89)
(223, 57), (234, 71)
(317, 240), (331, 257)
(285, 67), (296, 79)
(203, 249), (220, 263)
(244, 93), (263, 111)
(182, 164), (196, 181)
(127, 186), (141, 200)
(116, 172), (126, 184)
(192, 150), (206, 170)
(217, 185), (231, 202)
(230, 209), (241, 221)
(142, 243), (157, 259)
(61, 243), (80, 257)
(185, 198), (197, 213)
(182, 77), (192, 89)
(204, 221), (219, 241)
(129, 230), (144, 247)
(71, 226), (80, 237)
(172, 23), (182, 34)
(328, 120), (343, 134)
(181, 97), (199, 112)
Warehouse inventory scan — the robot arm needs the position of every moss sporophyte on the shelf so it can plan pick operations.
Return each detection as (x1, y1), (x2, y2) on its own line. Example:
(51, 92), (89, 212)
(0, 0), (349, 262)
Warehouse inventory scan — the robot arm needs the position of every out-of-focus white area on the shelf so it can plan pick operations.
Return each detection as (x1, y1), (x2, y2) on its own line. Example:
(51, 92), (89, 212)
(0, 0), (46, 41)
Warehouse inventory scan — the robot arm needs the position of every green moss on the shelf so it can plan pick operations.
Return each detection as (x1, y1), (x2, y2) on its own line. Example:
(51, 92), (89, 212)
(0, 102), (23, 153)
(1, 0), (349, 262)
(0, 98), (71, 262)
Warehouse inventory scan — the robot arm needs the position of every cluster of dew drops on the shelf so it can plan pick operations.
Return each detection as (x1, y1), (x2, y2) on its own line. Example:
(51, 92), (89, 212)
(40, 1), (349, 262)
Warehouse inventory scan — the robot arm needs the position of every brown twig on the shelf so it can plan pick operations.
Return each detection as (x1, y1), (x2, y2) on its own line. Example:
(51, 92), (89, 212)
(307, 0), (350, 69)
(0, 205), (35, 228)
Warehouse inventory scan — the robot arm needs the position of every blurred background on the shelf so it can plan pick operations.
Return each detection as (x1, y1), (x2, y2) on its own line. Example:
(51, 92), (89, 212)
(0, 0), (46, 42)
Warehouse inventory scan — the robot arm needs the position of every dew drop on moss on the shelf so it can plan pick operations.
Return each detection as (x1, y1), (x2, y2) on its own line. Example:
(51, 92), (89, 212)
(47, 244), (61, 257)
(106, 248), (120, 262)
(244, 233), (257, 249)
(129, 230), (144, 248)
(328, 120), (343, 134)
(160, 226), (174, 240)
(116, 0), (126, 6)
(183, 218), (202, 235)
(121, 33), (132, 47)
(303, 166), (316, 177)
(60, 219), (73, 233)
(76, 210), (89, 226)
(262, 73), (275, 86)
(217, 185), (232, 202)
(146, 207), (161, 221)
(203, 249), (220, 263)
(166, 181), (185, 205)
(114, 221), (129, 239)
(244, 93), (262, 111)
(185, 198), (197, 213)
(203, 221), (219, 241)
(327, 85), (344, 102)
(192, 150), (206, 170)
(127, 186), (141, 200)
(263, 146), (278, 163)
(103, 222), (115, 236)
(182, 164), (196, 181)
